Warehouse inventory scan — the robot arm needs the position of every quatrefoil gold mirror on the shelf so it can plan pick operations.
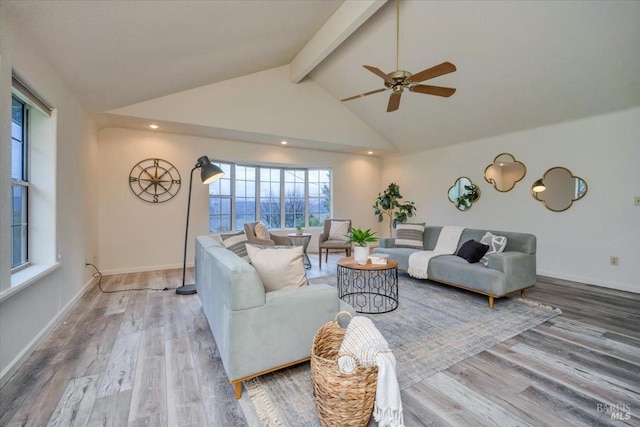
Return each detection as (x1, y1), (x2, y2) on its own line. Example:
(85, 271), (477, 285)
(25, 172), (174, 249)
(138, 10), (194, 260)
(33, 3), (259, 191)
(484, 153), (526, 192)
(448, 177), (480, 211)
(531, 167), (587, 212)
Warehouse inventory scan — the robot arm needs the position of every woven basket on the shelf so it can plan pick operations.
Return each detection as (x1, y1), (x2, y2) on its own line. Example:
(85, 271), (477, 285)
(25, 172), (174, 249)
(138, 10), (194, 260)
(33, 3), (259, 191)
(310, 311), (378, 427)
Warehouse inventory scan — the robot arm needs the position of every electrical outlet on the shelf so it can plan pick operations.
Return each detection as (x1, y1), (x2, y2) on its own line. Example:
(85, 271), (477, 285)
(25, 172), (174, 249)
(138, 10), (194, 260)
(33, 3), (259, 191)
(610, 256), (619, 266)
(635, 196), (640, 206)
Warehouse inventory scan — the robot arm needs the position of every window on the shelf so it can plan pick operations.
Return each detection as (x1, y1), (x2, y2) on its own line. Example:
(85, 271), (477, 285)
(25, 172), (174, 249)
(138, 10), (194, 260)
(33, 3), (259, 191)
(284, 169), (305, 228)
(308, 169), (331, 227)
(260, 167), (281, 229)
(208, 163), (232, 232)
(209, 163), (331, 233)
(7, 74), (57, 293)
(11, 96), (29, 269)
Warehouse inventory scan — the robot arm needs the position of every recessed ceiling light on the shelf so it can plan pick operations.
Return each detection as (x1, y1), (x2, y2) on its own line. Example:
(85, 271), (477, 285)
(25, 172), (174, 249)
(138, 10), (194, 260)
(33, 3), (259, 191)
(149, 124), (159, 129)
(367, 151), (374, 155)
(280, 140), (288, 145)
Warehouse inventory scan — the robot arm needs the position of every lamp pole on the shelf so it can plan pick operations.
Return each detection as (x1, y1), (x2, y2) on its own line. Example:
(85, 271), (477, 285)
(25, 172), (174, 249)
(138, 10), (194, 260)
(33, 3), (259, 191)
(176, 165), (199, 295)
(176, 156), (224, 295)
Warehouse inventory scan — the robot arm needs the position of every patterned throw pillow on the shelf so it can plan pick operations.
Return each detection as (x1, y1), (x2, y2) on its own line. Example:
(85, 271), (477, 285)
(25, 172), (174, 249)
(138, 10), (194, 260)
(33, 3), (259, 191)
(395, 223), (425, 249)
(221, 232), (250, 261)
(254, 221), (270, 240)
(479, 232), (507, 265)
(328, 220), (350, 241)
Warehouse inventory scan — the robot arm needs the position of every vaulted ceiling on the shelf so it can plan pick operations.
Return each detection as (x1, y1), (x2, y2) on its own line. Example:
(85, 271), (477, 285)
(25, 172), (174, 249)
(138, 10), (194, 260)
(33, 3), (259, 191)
(5, 0), (640, 155)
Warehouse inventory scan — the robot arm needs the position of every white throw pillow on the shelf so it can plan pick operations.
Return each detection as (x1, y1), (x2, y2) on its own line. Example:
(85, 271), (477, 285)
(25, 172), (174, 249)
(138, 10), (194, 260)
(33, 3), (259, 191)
(395, 223), (425, 249)
(328, 220), (350, 241)
(479, 232), (507, 265)
(254, 221), (270, 240)
(246, 245), (308, 292)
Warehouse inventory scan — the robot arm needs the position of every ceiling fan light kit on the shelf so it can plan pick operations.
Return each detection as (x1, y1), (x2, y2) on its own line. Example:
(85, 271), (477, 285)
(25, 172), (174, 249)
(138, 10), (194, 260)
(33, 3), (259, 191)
(341, 0), (457, 112)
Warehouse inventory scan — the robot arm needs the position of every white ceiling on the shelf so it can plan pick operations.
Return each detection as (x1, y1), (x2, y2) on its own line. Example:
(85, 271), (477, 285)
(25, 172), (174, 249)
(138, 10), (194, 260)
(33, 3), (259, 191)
(5, 0), (640, 155)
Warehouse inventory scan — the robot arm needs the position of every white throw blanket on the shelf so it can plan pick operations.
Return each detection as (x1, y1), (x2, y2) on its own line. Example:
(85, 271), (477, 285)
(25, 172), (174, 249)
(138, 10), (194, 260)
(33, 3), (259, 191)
(407, 226), (465, 279)
(337, 317), (404, 427)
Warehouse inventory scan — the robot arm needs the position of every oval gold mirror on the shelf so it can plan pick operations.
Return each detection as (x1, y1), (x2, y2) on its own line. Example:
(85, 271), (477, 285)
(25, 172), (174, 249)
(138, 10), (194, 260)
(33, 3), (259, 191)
(448, 177), (480, 211)
(484, 153), (526, 192)
(531, 167), (587, 212)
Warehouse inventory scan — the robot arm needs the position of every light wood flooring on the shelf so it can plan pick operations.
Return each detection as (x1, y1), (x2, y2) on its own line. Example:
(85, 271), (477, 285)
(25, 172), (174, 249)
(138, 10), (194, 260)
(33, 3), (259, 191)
(1, 253), (639, 426)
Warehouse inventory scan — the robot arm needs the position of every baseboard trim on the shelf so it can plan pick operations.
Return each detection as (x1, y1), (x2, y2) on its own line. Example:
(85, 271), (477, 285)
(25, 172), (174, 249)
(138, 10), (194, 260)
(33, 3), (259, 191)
(0, 274), (98, 388)
(100, 262), (191, 276)
(537, 270), (638, 294)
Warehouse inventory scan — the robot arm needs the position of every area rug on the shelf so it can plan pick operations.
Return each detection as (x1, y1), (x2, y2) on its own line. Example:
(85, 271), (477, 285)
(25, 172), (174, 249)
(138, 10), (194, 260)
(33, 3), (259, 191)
(246, 273), (561, 426)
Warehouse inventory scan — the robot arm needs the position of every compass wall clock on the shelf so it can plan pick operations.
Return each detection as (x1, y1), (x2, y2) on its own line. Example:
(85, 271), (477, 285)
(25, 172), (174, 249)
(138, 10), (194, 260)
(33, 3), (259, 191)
(129, 158), (181, 203)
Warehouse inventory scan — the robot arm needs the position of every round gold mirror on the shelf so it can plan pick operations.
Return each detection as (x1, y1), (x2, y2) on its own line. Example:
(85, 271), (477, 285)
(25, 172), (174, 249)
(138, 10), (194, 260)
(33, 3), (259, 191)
(484, 153), (526, 192)
(531, 166), (587, 212)
(448, 177), (480, 211)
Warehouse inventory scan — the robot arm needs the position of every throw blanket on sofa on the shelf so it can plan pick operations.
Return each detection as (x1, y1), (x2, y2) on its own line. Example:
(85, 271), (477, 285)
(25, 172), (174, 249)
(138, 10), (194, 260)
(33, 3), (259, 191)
(407, 226), (465, 279)
(338, 317), (404, 427)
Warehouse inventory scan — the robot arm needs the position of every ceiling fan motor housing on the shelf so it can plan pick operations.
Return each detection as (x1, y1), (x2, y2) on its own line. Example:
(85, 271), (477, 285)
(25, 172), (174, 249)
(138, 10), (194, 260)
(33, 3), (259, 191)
(385, 70), (412, 88)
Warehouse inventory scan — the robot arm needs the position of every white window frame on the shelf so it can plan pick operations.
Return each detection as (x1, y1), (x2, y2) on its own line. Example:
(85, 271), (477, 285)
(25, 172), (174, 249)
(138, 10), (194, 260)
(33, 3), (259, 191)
(208, 162), (331, 233)
(3, 75), (58, 298)
(11, 95), (30, 271)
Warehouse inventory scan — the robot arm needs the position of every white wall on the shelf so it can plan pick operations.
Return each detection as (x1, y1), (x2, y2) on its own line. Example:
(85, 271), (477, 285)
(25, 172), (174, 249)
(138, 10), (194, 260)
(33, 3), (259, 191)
(382, 108), (640, 293)
(109, 65), (393, 152)
(0, 8), (98, 384)
(98, 128), (382, 274)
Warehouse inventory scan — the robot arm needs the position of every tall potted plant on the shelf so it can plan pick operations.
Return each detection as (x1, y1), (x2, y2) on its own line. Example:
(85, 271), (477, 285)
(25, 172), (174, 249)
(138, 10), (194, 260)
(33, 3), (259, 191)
(373, 183), (417, 236)
(345, 228), (378, 265)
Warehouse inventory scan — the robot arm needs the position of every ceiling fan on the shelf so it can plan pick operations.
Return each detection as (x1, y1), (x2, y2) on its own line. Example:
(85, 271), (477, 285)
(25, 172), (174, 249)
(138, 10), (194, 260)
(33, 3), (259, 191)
(341, 0), (456, 112)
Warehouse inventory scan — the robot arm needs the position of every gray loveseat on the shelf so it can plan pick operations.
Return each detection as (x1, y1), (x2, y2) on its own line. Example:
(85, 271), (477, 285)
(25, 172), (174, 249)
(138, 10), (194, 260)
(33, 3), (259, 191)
(373, 226), (537, 308)
(195, 235), (354, 398)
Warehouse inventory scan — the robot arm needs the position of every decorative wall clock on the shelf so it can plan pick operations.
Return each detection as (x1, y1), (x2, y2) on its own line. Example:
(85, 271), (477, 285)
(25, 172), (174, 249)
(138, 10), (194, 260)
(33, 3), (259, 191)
(129, 158), (181, 203)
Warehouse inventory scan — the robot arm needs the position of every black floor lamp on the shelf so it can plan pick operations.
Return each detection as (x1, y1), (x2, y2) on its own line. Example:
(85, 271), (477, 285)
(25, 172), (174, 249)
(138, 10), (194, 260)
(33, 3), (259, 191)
(176, 156), (225, 295)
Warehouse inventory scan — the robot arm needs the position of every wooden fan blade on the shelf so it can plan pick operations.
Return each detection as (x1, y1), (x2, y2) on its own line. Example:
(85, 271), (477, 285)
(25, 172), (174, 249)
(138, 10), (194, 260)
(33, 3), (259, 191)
(387, 92), (401, 112)
(341, 87), (389, 102)
(409, 62), (456, 83)
(410, 84), (456, 97)
(363, 65), (395, 85)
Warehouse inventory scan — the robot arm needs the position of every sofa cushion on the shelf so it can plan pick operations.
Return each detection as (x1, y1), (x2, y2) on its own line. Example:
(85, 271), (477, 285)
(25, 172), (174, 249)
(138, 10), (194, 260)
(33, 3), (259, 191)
(456, 239), (490, 263)
(246, 244), (309, 292)
(479, 232), (507, 265)
(328, 220), (350, 241)
(221, 231), (250, 261)
(395, 223), (425, 249)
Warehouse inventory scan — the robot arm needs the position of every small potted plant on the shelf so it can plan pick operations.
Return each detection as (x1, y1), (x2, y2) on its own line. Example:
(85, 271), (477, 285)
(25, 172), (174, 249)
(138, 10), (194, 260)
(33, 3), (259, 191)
(345, 228), (378, 265)
(296, 225), (303, 236)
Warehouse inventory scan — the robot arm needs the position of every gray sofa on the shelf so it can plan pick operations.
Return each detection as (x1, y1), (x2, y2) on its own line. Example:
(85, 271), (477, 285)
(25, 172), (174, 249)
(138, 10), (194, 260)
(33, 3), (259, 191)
(195, 235), (354, 398)
(373, 226), (537, 308)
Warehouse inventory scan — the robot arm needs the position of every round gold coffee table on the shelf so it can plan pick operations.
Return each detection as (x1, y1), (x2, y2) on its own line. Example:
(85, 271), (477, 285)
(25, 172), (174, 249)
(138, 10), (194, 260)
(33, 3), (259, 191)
(337, 257), (398, 314)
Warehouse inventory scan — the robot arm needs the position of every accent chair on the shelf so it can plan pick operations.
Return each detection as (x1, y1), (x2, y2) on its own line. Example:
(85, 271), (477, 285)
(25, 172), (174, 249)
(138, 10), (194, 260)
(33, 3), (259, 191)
(244, 221), (291, 246)
(318, 219), (352, 268)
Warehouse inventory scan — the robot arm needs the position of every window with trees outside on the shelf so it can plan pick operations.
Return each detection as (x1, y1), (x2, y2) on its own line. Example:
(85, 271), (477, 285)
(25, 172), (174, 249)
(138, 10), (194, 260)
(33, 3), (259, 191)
(208, 162), (331, 232)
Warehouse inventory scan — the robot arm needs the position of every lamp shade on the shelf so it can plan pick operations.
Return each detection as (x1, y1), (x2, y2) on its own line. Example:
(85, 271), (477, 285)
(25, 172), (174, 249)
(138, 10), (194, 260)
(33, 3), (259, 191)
(532, 179), (546, 193)
(196, 156), (225, 184)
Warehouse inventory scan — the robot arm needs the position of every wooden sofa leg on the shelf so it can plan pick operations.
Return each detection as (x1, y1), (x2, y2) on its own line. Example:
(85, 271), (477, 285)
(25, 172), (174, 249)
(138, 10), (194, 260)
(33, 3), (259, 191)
(233, 381), (242, 399)
(325, 250), (329, 263)
(521, 289), (526, 299)
(319, 250), (322, 269)
(488, 296), (494, 309)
